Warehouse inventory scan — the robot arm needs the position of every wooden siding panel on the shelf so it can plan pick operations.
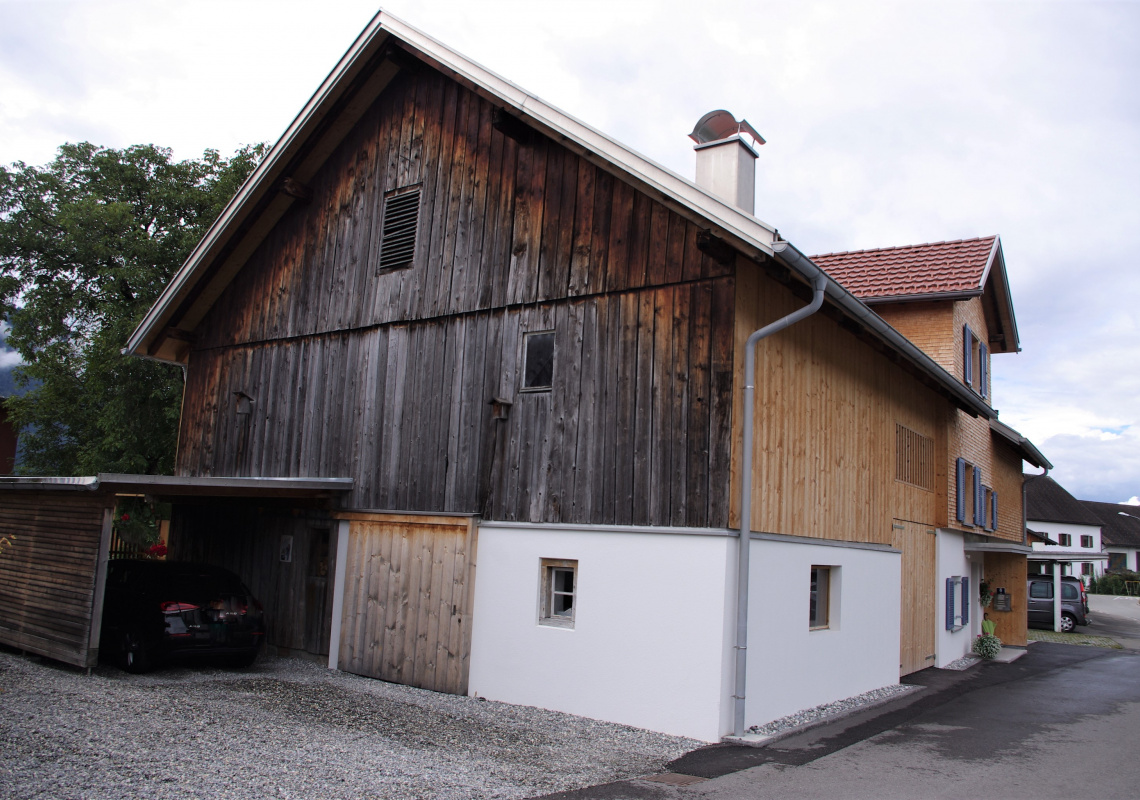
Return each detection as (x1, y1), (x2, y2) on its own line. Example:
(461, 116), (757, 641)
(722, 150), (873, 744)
(0, 493), (110, 668)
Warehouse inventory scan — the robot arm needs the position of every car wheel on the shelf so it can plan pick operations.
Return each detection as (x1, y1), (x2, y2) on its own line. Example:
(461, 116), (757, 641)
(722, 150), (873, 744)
(1060, 613), (1077, 633)
(121, 630), (153, 673)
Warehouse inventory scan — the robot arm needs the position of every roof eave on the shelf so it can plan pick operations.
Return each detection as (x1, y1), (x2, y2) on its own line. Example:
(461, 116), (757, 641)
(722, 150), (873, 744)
(991, 418), (1052, 469)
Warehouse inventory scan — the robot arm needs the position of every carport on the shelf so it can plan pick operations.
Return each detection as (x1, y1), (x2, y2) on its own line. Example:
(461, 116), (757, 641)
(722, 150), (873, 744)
(0, 474), (351, 669)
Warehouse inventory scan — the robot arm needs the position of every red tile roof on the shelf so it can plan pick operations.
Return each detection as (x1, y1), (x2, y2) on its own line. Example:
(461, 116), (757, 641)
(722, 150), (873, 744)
(811, 236), (998, 300)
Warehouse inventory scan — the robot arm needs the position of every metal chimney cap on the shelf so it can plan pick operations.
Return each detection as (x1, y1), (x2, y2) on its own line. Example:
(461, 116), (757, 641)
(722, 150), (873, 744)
(689, 110), (765, 147)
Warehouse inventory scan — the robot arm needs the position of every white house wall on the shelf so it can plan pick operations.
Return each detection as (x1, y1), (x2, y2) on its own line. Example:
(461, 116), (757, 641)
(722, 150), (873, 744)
(467, 523), (735, 742)
(744, 537), (901, 729)
(936, 529), (975, 667)
(1027, 519), (1103, 576)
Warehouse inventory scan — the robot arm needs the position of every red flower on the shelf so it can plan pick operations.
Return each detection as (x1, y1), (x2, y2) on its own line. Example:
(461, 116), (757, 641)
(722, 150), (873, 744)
(120, 513), (130, 522)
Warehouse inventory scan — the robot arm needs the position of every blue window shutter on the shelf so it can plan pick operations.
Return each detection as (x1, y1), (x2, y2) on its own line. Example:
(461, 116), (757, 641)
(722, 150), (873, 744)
(962, 577), (970, 625)
(992, 490), (999, 531)
(983, 488), (992, 531)
(963, 326), (974, 386)
(946, 578), (956, 630)
(979, 343), (988, 398)
(956, 458), (966, 522)
(974, 469), (984, 526)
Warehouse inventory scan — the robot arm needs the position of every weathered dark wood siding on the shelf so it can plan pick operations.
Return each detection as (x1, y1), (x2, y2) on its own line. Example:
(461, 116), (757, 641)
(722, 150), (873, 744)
(0, 491), (111, 667)
(179, 66), (736, 526)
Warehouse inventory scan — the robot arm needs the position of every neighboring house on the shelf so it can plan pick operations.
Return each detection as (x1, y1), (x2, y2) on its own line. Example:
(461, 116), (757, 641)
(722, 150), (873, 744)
(813, 238), (1051, 657)
(0, 398), (16, 474)
(1, 12), (1048, 742)
(1081, 500), (1140, 574)
(1024, 473), (1107, 581)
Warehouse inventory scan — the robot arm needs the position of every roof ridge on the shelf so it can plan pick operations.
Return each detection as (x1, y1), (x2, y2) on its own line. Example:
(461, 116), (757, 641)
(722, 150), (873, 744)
(811, 235), (998, 260)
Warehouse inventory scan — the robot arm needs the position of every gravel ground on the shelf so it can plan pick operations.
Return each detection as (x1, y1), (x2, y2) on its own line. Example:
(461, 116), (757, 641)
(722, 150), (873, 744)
(0, 649), (699, 800)
(746, 683), (919, 737)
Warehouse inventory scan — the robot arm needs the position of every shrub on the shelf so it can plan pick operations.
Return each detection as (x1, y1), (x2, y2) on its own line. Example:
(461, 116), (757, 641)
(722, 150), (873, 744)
(973, 634), (1002, 659)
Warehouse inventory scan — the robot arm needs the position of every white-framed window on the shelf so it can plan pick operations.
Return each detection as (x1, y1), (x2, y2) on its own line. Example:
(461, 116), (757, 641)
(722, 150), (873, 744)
(810, 566), (832, 630)
(1080, 535), (1094, 548)
(539, 558), (576, 628)
(1081, 562), (1093, 576)
(1058, 533), (1072, 547)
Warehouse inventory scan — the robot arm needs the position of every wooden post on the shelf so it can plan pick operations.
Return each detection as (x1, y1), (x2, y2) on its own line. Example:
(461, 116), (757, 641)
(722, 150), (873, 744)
(327, 518), (351, 671)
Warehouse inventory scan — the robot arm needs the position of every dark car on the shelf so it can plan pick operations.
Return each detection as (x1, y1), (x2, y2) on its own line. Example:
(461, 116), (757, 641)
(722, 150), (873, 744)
(100, 560), (265, 672)
(1027, 575), (1089, 632)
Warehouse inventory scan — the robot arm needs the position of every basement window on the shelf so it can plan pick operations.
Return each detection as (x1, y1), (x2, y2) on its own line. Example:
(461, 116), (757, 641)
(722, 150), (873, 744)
(809, 566), (831, 630)
(377, 185), (421, 272)
(539, 558), (576, 628)
(522, 331), (555, 391)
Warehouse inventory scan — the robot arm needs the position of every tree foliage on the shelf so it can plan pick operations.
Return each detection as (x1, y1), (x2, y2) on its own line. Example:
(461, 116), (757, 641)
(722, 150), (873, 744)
(0, 142), (265, 475)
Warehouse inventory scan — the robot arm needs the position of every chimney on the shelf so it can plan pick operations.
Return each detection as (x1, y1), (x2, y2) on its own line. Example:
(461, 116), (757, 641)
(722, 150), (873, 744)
(689, 110), (764, 215)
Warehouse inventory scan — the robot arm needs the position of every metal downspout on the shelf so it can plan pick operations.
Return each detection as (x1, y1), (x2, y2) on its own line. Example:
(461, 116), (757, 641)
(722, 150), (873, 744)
(733, 241), (827, 736)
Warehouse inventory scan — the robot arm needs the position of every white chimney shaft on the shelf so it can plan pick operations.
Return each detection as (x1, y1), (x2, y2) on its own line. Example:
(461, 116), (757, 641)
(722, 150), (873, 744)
(689, 110), (764, 215)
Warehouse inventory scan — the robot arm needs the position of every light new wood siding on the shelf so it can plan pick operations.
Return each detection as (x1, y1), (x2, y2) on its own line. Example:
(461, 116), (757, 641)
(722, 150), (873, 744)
(336, 513), (477, 695)
(178, 66), (736, 526)
(730, 263), (947, 543)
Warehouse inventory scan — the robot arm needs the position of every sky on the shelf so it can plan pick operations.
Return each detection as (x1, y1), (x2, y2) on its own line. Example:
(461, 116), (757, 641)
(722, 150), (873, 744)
(1, 0), (1138, 504)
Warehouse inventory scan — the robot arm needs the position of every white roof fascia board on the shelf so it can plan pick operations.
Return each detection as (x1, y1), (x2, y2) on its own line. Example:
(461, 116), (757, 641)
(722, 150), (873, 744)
(978, 235), (1001, 289)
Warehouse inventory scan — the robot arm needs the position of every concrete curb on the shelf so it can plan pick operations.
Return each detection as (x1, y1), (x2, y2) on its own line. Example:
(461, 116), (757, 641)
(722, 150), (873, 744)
(721, 684), (927, 749)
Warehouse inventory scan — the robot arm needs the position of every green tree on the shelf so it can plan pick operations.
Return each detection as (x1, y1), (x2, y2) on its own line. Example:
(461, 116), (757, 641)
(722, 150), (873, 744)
(0, 142), (265, 475)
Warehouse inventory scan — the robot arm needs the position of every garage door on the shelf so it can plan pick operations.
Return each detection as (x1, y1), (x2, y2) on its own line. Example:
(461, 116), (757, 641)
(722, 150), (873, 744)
(336, 513), (478, 695)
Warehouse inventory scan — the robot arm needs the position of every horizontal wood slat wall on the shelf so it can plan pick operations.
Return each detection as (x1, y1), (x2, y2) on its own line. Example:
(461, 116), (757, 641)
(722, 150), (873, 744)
(337, 514), (477, 695)
(0, 491), (111, 667)
(169, 504), (338, 656)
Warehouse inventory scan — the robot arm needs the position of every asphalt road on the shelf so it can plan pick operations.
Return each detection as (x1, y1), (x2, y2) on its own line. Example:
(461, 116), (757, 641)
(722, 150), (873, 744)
(537, 643), (1140, 799)
(1086, 593), (1140, 648)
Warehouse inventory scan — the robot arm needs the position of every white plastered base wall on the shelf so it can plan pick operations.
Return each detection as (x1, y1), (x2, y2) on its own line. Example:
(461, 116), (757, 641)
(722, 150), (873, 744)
(467, 523), (736, 742)
(743, 537), (901, 728)
(935, 529), (977, 668)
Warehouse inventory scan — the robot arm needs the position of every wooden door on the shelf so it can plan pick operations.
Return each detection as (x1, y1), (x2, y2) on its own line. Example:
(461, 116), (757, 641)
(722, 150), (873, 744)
(892, 520), (937, 675)
(337, 514), (478, 695)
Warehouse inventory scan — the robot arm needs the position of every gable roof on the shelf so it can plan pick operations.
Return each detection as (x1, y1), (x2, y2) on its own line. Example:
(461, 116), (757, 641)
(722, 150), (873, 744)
(812, 236), (1020, 353)
(124, 11), (994, 420)
(1024, 474), (1103, 526)
(1081, 500), (1140, 548)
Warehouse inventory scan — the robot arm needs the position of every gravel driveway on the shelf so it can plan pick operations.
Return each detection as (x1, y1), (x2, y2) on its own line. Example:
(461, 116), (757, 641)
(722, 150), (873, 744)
(0, 649), (698, 799)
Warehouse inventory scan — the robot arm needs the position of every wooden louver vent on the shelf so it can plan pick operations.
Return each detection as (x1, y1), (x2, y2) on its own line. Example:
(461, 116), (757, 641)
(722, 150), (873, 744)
(377, 186), (421, 271)
(895, 423), (934, 492)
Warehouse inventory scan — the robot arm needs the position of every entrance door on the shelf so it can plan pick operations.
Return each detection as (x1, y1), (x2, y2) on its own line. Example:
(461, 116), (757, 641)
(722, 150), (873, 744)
(892, 520), (937, 675)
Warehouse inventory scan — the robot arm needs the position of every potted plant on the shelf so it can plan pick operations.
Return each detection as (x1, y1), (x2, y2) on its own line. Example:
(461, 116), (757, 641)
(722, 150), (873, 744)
(972, 618), (1002, 659)
(979, 579), (993, 609)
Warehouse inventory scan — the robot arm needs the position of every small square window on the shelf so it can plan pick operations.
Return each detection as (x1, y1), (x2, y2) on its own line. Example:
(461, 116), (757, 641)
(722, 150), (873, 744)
(1058, 533), (1072, 547)
(523, 331), (555, 391)
(1081, 562), (1092, 575)
(1080, 535), (1093, 548)
(810, 566), (830, 630)
(540, 558), (576, 628)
